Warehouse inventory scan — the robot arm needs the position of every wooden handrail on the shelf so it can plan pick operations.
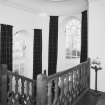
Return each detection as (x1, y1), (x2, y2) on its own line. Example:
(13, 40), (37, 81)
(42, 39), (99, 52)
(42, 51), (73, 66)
(36, 58), (90, 105)
(0, 58), (90, 105)
(0, 64), (36, 105)
(8, 71), (34, 83)
(48, 59), (90, 81)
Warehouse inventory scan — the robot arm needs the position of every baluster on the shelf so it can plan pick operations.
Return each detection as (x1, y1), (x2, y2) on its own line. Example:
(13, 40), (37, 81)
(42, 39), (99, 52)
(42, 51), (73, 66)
(81, 64), (83, 90)
(48, 82), (52, 105)
(80, 65), (83, 92)
(53, 78), (59, 105)
(75, 69), (78, 96)
(73, 70), (77, 99)
(83, 64), (85, 89)
(82, 64), (84, 89)
(66, 74), (69, 94)
(87, 60), (90, 88)
(75, 68), (78, 97)
(27, 81), (29, 96)
(14, 74), (19, 105)
(66, 74), (69, 105)
(62, 75), (67, 105)
(58, 77), (62, 103)
(81, 65), (84, 91)
(32, 80), (36, 105)
(69, 73), (73, 92)
(59, 76), (64, 104)
(64, 75), (68, 96)
(7, 72), (13, 105)
(69, 73), (73, 104)
(83, 64), (86, 89)
(73, 70), (75, 98)
(52, 80), (55, 103)
(21, 77), (25, 95)
(58, 77), (61, 103)
(77, 68), (80, 95)
(12, 75), (16, 93)
(84, 64), (87, 88)
(87, 62), (89, 88)
(8, 72), (13, 93)
(8, 72), (13, 105)
(77, 69), (79, 95)
(86, 62), (89, 88)
(85, 64), (87, 88)
(15, 75), (19, 94)
(26, 81), (30, 105)
(71, 71), (74, 102)
(78, 65), (81, 93)
(18, 78), (22, 95)
(29, 82), (32, 96)
(24, 80), (27, 95)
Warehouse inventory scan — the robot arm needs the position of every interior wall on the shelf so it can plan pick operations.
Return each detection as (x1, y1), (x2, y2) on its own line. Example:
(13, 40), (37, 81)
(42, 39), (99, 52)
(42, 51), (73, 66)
(0, 2), (87, 78)
(88, 0), (105, 92)
(0, 4), (49, 79)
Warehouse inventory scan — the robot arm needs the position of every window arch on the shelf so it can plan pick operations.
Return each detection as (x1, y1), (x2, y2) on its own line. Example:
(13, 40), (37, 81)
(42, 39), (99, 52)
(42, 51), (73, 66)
(65, 17), (81, 59)
(13, 30), (28, 75)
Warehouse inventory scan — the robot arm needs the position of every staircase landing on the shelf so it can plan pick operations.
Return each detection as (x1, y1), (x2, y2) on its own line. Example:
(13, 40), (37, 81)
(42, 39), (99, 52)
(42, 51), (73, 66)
(75, 89), (105, 105)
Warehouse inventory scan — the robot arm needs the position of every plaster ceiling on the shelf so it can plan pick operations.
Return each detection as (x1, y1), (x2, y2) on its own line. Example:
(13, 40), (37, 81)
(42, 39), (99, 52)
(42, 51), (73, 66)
(0, 0), (88, 15)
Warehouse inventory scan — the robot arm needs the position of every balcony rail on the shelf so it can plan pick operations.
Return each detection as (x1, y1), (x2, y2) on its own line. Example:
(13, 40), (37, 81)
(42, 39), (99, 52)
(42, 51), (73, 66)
(0, 64), (36, 105)
(37, 58), (90, 105)
(0, 58), (90, 105)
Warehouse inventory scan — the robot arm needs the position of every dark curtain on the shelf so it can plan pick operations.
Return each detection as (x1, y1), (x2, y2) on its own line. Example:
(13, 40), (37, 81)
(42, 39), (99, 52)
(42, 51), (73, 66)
(48, 16), (58, 75)
(80, 10), (88, 63)
(0, 24), (13, 71)
(33, 29), (42, 80)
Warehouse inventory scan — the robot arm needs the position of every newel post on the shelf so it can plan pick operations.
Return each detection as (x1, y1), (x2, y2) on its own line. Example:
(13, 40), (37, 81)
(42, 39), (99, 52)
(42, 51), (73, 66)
(0, 64), (8, 105)
(36, 74), (48, 105)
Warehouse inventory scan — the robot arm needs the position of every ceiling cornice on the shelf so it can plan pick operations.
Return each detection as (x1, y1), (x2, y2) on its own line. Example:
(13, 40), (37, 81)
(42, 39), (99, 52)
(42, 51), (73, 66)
(0, 0), (88, 16)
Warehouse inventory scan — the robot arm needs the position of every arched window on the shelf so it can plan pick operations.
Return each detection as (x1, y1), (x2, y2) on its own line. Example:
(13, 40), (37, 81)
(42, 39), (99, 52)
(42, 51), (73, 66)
(65, 18), (81, 59)
(13, 30), (27, 75)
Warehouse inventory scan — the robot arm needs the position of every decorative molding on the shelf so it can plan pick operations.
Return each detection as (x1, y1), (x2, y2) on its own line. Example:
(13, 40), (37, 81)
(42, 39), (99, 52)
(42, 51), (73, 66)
(0, 0), (89, 16)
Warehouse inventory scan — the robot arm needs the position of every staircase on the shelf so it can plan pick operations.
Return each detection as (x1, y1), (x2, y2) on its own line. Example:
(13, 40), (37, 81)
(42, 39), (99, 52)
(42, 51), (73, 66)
(0, 59), (91, 105)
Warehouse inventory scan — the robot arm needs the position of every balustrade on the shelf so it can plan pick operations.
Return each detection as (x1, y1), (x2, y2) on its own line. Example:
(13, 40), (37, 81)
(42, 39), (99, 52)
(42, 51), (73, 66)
(0, 64), (36, 105)
(0, 59), (90, 105)
(36, 59), (90, 105)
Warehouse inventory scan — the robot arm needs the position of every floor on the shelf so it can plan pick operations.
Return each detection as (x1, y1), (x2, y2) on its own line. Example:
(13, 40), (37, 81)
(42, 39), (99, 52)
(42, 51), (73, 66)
(75, 89), (105, 105)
